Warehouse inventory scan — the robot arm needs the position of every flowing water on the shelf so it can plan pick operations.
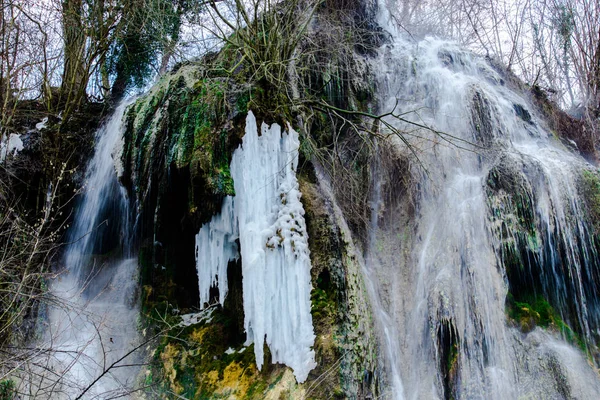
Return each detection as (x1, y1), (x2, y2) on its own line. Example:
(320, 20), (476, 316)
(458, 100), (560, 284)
(362, 7), (600, 399)
(33, 103), (141, 399)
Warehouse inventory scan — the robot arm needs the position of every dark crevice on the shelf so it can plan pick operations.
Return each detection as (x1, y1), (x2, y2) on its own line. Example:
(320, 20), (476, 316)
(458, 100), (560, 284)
(437, 319), (460, 400)
(223, 257), (245, 344)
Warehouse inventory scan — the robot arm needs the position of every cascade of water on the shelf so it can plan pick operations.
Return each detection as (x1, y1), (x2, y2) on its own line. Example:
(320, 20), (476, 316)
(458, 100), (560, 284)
(363, 139), (405, 399)
(364, 4), (600, 399)
(33, 102), (141, 399)
(64, 102), (133, 279)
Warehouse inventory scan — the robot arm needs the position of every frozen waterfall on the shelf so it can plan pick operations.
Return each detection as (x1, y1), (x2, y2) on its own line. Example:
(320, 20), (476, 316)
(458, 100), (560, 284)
(195, 196), (238, 307)
(195, 111), (316, 383)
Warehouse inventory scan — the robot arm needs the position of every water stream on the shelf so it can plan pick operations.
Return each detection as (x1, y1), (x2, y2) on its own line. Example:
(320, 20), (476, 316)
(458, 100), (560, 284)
(33, 103), (141, 399)
(361, 7), (600, 399)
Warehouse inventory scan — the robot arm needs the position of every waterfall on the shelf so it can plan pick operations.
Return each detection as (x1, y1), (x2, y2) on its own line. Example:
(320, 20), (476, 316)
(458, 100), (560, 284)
(362, 7), (600, 399)
(33, 103), (141, 399)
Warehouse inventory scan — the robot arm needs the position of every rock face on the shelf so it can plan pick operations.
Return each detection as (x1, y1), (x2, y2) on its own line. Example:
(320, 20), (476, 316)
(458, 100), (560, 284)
(119, 1), (600, 399)
(121, 66), (245, 311)
(118, 2), (383, 397)
(120, 77), (382, 396)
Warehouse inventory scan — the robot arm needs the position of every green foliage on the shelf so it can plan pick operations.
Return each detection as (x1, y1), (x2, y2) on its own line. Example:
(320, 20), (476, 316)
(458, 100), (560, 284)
(107, 0), (185, 99)
(553, 5), (575, 49)
(109, 28), (155, 90)
(0, 380), (15, 400)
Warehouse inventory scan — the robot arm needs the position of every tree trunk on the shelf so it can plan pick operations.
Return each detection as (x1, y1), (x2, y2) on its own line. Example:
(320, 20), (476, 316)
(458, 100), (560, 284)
(110, 67), (127, 104)
(60, 0), (87, 110)
(593, 30), (600, 114)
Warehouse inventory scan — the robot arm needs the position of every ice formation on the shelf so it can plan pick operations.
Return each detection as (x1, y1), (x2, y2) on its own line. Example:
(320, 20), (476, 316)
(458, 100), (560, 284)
(35, 117), (48, 130)
(195, 196), (238, 307)
(0, 133), (24, 162)
(194, 111), (316, 383)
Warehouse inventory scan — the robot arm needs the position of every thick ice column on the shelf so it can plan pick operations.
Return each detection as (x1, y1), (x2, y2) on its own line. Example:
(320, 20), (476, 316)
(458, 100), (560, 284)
(194, 111), (316, 382)
(195, 196), (238, 307)
(230, 111), (316, 383)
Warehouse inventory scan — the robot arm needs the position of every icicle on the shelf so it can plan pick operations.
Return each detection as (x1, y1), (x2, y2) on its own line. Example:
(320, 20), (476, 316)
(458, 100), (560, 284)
(195, 196), (238, 307)
(231, 111), (315, 383)
(195, 111), (316, 383)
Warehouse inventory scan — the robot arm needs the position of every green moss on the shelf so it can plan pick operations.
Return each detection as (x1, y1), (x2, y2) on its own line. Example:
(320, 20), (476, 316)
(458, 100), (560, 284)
(581, 169), (600, 233)
(246, 377), (269, 398)
(506, 295), (585, 350)
(311, 286), (335, 322)
(123, 72), (239, 200)
(210, 163), (235, 196)
(148, 307), (293, 399)
(487, 164), (594, 354)
(447, 341), (459, 375)
(171, 79), (226, 168)
(236, 91), (251, 115)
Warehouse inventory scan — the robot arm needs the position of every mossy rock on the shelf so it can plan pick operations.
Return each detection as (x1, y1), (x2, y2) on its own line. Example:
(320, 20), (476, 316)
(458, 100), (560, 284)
(147, 308), (306, 399)
(580, 168), (600, 234)
(506, 295), (585, 351)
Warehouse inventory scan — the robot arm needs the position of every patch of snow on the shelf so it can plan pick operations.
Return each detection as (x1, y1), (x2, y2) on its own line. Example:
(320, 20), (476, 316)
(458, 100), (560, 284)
(35, 117), (48, 130)
(0, 133), (24, 162)
(179, 309), (215, 327)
